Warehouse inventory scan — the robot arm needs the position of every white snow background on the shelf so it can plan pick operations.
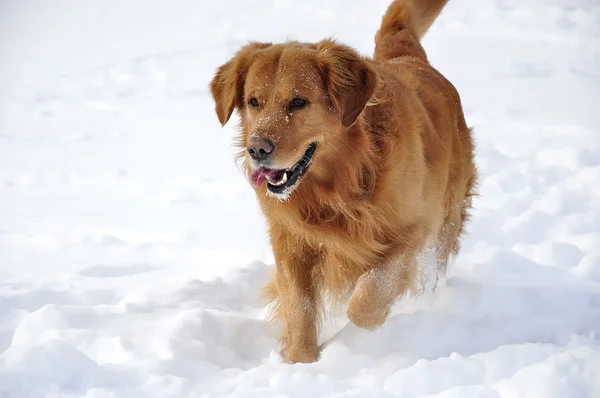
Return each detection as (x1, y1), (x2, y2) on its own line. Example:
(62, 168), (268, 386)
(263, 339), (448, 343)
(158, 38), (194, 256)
(1, 0), (599, 397)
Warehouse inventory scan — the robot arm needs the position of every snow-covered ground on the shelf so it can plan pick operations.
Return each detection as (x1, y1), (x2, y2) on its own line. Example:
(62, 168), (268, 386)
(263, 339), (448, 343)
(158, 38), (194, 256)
(1, 0), (599, 396)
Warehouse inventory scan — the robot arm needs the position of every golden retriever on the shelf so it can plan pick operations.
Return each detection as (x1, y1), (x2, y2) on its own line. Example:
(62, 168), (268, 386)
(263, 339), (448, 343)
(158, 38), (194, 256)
(210, 0), (477, 363)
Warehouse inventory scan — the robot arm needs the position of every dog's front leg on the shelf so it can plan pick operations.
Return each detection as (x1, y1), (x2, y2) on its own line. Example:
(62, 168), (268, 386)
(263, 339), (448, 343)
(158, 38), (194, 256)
(347, 255), (416, 330)
(271, 239), (320, 364)
(276, 261), (319, 363)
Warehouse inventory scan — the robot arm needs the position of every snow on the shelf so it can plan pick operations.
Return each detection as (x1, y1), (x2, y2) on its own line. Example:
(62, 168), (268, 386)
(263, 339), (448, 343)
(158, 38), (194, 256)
(1, 0), (599, 396)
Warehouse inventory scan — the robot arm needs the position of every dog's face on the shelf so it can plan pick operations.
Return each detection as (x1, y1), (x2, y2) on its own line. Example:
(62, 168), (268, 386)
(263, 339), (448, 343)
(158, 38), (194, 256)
(210, 40), (377, 199)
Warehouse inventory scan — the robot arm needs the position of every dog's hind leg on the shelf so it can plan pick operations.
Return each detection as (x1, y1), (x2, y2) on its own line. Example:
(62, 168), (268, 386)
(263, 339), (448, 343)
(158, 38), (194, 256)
(435, 171), (478, 276)
(433, 211), (461, 276)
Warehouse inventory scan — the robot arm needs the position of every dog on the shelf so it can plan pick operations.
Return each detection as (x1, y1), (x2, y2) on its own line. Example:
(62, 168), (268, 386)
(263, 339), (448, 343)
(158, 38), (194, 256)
(210, 0), (477, 363)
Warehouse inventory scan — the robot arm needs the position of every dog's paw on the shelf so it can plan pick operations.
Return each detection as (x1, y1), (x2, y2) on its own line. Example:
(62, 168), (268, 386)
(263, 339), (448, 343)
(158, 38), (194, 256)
(346, 301), (390, 330)
(281, 344), (319, 364)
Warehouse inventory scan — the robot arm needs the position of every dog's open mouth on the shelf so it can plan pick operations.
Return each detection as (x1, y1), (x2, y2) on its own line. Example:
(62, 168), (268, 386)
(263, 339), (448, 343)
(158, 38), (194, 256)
(250, 142), (317, 194)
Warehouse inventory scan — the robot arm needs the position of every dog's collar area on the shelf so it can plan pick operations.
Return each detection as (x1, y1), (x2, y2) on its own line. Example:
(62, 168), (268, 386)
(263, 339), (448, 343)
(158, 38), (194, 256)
(267, 142), (317, 194)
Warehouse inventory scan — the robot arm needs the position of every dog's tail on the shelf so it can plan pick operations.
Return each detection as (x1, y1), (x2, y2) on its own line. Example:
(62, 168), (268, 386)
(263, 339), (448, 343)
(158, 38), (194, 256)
(374, 0), (449, 61)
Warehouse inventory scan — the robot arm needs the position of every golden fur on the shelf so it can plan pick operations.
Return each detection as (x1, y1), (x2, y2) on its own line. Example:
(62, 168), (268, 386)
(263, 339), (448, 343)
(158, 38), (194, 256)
(210, 0), (477, 363)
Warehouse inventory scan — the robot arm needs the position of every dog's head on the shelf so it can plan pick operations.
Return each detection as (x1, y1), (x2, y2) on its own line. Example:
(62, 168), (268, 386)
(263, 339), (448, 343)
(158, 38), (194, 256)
(210, 40), (377, 200)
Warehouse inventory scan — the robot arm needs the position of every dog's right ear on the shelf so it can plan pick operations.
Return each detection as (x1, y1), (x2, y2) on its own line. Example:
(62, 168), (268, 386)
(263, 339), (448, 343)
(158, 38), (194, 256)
(209, 42), (272, 126)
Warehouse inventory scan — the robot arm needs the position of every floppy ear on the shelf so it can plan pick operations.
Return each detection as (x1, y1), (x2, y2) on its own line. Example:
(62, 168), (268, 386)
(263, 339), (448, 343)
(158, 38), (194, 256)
(316, 39), (378, 127)
(209, 42), (272, 126)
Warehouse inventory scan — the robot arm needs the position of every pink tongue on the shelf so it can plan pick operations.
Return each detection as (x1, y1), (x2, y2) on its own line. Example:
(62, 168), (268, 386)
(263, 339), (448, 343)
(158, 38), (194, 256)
(250, 168), (282, 186)
(251, 169), (268, 186)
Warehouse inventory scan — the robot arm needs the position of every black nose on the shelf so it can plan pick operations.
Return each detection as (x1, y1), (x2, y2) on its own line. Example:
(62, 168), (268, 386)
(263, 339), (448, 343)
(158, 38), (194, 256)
(247, 137), (274, 161)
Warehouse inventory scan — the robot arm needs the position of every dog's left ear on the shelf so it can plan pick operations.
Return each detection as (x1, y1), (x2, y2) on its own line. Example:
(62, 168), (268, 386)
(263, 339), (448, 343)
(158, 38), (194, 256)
(316, 39), (378, 128)
(210, 41), (272, 126)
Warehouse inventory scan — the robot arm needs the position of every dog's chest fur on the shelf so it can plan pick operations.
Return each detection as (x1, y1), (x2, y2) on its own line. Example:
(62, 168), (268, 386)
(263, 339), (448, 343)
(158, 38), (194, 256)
(265, 194), (405, 295)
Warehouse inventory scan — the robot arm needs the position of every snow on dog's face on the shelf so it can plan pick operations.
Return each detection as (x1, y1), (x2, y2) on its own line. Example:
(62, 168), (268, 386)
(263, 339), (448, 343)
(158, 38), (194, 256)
(210, 40), (377, 200)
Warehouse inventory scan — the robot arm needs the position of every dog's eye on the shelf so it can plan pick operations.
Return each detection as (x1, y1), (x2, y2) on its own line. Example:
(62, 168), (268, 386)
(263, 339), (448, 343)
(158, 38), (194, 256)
(249, 98), (259, 108)
(288, 98), (308, 111)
